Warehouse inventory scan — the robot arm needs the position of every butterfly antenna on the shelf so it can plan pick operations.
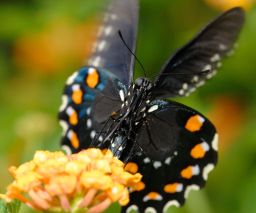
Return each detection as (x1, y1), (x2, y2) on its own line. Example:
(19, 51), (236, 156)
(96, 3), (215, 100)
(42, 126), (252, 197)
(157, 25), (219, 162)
(118, 30), (147, 77)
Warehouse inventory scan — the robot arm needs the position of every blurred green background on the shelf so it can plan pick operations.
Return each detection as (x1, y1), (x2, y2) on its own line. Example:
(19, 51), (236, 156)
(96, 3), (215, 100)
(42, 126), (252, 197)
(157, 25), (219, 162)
(0, 0), (256, 212)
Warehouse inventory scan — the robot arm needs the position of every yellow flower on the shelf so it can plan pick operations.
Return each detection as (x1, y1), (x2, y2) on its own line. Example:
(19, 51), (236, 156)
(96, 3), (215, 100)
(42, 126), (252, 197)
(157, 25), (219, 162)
(0, 149), (142, 213)
(204, 0), (254, 11)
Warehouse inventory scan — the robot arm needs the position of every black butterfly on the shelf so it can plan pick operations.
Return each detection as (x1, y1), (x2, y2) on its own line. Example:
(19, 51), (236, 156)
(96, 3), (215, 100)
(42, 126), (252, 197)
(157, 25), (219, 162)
(58, 0), (245, 212)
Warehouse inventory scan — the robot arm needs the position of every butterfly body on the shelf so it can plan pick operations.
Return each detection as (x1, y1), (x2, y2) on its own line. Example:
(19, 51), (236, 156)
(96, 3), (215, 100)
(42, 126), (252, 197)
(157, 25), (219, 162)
(91, 77), (152, 160)
(58, 0), (244, 212)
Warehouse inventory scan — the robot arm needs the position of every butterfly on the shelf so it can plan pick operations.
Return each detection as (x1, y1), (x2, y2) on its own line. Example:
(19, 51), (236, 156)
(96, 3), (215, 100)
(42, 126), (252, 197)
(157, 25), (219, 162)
(58, 0), (245, 212)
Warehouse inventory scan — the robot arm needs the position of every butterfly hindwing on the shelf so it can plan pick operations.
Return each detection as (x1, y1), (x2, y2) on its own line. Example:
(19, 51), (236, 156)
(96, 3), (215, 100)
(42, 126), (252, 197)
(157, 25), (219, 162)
(153, 7), (245, 98)
(58, 66), (124, 153)
(123, 101), (218, 212)
(88, 0), (138, 87)
(59, 0), (137, 153)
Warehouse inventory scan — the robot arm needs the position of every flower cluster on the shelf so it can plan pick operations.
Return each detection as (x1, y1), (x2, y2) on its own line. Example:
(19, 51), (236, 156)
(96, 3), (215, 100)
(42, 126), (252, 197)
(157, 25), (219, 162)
(0, 149), (142, 212)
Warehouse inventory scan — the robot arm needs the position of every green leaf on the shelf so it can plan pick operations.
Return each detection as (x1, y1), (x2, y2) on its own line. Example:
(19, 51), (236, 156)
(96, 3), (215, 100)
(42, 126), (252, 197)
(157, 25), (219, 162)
(0, 199), (21, 213)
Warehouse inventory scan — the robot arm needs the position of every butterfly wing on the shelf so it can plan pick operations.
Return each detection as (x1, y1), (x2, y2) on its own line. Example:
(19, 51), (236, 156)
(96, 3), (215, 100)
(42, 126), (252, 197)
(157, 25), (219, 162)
(122, 100), (218, 212)
(58, 67), (124, 154)
(153, 7), (245, 98)
(88, 0), (138, 87)
(59, 0), (138, 153)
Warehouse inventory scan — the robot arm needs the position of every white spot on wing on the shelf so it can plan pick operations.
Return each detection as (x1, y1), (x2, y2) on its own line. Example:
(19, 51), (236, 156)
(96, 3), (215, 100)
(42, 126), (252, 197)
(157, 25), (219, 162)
(182, 83), (188, 90)
(145, 207), (157, 213)
(59, 120), (68, 136)
(202, 142), (210, 152)
(219, 44), (227, 51)
(196, 80), (205, 87)
(153, 161), (162, 169)
(178, 89), (185, 96)
(110, 14), (117, 20)
(97, 40), (107, 52)
(88, 67), (96, 74)
(192, 75), (199, 83)
(210, 53), (221, 62)
(189, 87), (196, 93)
(184, 185), (200, 199)
(176, 184), (183, 192)
(59, 95), (68, 111)
(198, 115), (205, 124)
(104, 26), (113, 36)
(126, 205), (138, 213)
(90, 56), (101, 67)
(192, 165), (200, 175)
(61, 145), (72, 156)
(203, 164), (215, 180)
(143, 195), (163, 202)
(202, 64), (212, 72)
(66, 71), (78, 85)
(212, 133), (219, 151)
(143, 157), (150, 163)
(163, 200), (180, 212)
(66, 106), (74, 115)
(72, 84), (80, 91)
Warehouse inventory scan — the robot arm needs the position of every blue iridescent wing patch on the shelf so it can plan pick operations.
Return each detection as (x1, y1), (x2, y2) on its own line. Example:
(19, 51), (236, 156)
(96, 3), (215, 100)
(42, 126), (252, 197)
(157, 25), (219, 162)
(58, 66), (125, 154)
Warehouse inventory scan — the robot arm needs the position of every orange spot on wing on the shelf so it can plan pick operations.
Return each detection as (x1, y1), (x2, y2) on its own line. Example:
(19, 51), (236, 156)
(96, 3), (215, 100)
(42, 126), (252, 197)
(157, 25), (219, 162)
(124, 162), (138, 174)
(70, 131), (79, 149)
(164, 183), (179, 193)
(86, 69), (99, 88)
(69, 111), (78, 125)
(146, 192), (161, 200)
(181, 166), (193, 179)
(185, 115), (204, 132)
(191, 144), (206, 159)
(72, 90), (83, 104)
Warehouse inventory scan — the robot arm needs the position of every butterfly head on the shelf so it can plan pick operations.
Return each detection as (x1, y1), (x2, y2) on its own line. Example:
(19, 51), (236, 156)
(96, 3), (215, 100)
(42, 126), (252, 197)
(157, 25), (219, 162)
(134, 77), (153, 91)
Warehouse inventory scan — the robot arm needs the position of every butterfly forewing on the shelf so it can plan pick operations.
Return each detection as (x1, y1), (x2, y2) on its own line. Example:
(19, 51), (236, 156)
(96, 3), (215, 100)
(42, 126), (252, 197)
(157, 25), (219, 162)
(123, 101), (218, 212)
(88, 0), (138, 87)
(153, 7), (245, 98)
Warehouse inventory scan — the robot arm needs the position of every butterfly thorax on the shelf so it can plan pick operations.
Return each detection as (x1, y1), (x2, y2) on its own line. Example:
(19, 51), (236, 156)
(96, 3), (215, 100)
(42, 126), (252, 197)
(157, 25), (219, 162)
(122, 77), (153, 118)
(94, 77), (155, 160)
